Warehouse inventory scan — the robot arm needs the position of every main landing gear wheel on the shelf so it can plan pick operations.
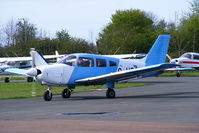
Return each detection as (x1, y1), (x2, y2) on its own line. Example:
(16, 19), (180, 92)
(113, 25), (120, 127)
(43, 90), (52, 101)
(176, 71), (181, 77)
(106, 88), (115, 98)
(62, 89), (71, 98)
(27, 77), (34, 82)
(4, 77), (10, 83)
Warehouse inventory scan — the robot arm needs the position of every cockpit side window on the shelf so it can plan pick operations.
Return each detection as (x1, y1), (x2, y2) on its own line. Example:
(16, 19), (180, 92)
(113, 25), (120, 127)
(78, 57), (94, 67)
(20, 61), (28, 66)
(193, 54), (199, 60)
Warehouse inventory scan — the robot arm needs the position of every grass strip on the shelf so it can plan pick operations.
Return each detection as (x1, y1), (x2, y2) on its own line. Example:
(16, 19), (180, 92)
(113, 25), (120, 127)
(0, 82), (150, 99)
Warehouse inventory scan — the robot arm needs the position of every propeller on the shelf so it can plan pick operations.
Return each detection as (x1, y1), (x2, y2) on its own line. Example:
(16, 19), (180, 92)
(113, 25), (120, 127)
(166, 54), (172, 62)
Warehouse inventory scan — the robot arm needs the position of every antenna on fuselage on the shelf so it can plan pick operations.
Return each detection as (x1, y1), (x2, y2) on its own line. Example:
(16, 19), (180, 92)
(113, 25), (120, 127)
(113, 47), (121, 55)
(132, 50), (136, 54)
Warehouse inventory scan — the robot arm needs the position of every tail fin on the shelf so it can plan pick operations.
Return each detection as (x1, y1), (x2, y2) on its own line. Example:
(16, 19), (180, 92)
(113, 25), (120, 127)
(145, 35), (171, 66)
(55, 50), (59, 56)
(30, 48), (48, 67)
(55, 50), (61, 62)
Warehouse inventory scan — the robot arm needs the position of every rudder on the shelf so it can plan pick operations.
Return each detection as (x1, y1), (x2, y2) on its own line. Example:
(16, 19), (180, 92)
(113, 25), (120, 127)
(30, 48), (48, 67)
(145, 35), (171, 66)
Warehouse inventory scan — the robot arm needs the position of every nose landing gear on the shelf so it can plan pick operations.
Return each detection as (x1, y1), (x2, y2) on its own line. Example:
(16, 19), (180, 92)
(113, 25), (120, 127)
(43, 87), (53, 101)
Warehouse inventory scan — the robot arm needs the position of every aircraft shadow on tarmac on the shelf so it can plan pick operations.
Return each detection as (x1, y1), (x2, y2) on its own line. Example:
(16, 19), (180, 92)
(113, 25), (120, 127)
(130, 80), (184, 84)
(53, 91), (199, 101)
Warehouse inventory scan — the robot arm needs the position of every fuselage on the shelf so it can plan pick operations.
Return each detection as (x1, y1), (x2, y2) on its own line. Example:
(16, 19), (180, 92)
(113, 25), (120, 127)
(34, 53), (146, 86)
(0, 61), (31, 74)
(171, 52), (199, 68)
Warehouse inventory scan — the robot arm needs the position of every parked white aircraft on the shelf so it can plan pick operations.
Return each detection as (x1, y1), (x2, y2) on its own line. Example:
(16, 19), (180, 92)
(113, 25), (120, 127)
(170, 52), (199, 68)
(168, 52), (199, 77)
(6, 35), (177, 101)
(0, 51), (63, 82)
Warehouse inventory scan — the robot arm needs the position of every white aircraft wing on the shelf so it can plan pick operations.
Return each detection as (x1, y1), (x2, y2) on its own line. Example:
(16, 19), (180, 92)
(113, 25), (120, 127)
(0, 58), (10, 63)
(0, 55), (62, 63)
(0, 57), (33, 62)
(104, 54), (146, 59)
(76, 63), (178, 85)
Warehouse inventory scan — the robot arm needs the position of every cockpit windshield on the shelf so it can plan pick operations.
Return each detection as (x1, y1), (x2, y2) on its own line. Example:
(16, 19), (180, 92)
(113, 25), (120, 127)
(57, 55), (77, 66)
(6, 61), (16, 66)
(180, 53), (192, 59)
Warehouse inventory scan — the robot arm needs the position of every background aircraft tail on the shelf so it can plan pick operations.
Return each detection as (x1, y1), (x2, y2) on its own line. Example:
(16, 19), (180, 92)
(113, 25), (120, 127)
(30, 48), (48, 67)
(144, 35), (171, 66)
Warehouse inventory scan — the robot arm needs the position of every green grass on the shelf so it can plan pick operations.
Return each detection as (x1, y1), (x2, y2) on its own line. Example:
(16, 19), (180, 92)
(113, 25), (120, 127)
(0, 82), (150, 99)
(160, 71), (199, 77)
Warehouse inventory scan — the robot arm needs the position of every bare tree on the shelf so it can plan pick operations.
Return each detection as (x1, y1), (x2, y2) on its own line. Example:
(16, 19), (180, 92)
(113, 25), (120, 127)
(2, 18), (16, 46)
(15, 18), (37, 46)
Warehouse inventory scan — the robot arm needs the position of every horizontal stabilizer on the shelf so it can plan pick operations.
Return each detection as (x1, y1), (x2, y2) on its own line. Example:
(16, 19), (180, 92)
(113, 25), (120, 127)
(166, 67), (194, 71)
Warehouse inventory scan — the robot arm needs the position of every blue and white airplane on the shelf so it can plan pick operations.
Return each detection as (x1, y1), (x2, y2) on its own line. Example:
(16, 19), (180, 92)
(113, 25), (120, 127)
(6, 35), (177, 101)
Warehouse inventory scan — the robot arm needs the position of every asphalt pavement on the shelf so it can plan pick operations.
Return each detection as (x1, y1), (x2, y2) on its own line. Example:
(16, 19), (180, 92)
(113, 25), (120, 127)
(0, 76), (199, 133)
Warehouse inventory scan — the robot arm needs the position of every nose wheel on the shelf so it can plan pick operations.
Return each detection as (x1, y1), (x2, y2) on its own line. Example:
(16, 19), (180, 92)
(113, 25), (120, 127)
(106, 88), (115, 98)
(43, 88), (53, 101)
(62, 88), (71, 98)
(176, 71), (181, 77)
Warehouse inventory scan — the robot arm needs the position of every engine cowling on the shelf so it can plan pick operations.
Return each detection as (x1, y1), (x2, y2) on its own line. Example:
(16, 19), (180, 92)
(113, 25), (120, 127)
(26, 68), (41, 77)
(33, 64), (74, 85)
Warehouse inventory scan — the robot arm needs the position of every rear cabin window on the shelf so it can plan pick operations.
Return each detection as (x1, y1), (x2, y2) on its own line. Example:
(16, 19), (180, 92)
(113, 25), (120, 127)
(109, 61), (117, 67)
(78, 57), (94, 67)
(96, 59), (106, 67)
(193, 54), (199, 60)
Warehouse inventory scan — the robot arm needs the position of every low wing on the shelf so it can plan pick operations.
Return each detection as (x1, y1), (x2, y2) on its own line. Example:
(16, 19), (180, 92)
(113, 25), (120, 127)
(76, 63), (178, 85)
(104, 54), (146, 59)
(5, 68), (28, 76)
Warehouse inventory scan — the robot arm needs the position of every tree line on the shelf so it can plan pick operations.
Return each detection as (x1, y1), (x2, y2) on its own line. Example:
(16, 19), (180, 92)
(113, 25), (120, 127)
(0, 18), (96, 57)
(0, 0), (199, 57)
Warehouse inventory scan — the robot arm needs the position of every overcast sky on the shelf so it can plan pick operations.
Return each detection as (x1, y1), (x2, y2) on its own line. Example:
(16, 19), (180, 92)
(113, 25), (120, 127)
(1, 0), (191, 42)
